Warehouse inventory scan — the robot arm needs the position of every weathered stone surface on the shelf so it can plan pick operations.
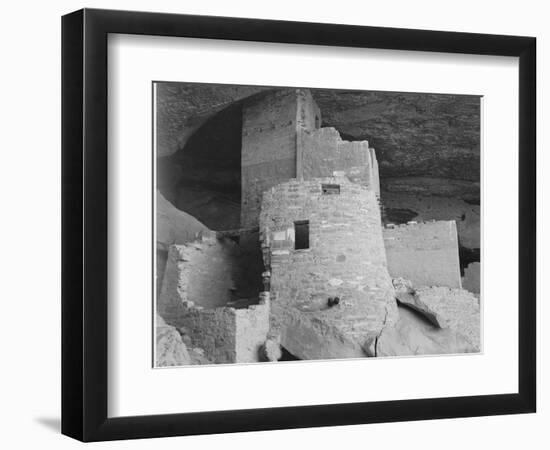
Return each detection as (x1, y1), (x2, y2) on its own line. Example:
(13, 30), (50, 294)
(156, 85), (481, 277)
(235, 300), (271, 363)
(380, 189), (480, 250)
(158, 239), (269, 364)
(261, 177), (398, 360)
(241, 89), (312, 227)
(260, 337), (283, 362)
(374, 305), (477, 357)
(157, 101), (243, 231)
(157, 191), (209, 248)
(395, 285), (480, 351)
(156, 191), (212, 296)
(299, 126), (379, 195)
(311, 90), (481, 189)
(381, 177), (480, 202)
(156, 85), (480, 202)
(154, 84), (481, 363)
(156, 83), (265, 158)
(277, 306), (368, 360)
(156, 315), (190, 367)
(393, 277), (414, 294)
(383, 220), (462, 289)
(160, 235), (262, 311)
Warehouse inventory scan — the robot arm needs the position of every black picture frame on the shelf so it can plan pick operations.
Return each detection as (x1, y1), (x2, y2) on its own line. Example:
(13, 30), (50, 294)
(61, 8), (536, 442)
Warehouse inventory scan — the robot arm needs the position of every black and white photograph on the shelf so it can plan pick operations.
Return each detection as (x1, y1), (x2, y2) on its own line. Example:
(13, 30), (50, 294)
(0, 0), (542, 447)
(154, 83), (481, 367)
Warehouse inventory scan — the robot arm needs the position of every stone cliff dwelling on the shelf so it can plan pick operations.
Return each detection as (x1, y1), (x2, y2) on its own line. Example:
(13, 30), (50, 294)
(156, 87), (481, 366)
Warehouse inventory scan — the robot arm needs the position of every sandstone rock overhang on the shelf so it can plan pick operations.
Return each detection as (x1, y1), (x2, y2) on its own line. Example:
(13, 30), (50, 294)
(156, 84), (481, 197)
(155, 85), (481, 364)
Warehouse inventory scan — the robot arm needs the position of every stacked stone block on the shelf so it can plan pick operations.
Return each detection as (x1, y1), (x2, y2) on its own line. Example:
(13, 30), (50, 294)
(157, 235), (270, 364)
(298, 127), (380, 195)
(383, 220), (462, 288)
(259, 177), (398, 360)
(241, 89), (320, 227)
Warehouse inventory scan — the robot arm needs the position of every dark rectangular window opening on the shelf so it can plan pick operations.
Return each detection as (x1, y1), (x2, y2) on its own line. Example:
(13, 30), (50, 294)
(322, 184), (340, 195)
(294, 220), (309, 250)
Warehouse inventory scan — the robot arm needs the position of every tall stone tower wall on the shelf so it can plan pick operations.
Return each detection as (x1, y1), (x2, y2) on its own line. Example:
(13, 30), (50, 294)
(298, 127), (380, 195)
(241, 89), (320, 227)
(259, 177), (398, 359)
(241, 88), (381, 228)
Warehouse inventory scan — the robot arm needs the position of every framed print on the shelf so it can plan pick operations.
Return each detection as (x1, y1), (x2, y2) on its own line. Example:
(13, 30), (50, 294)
(61, 8), (536, 442)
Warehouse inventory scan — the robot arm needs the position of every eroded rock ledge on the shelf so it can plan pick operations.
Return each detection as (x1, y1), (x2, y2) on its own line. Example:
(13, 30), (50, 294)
(371, 278), (481, 357)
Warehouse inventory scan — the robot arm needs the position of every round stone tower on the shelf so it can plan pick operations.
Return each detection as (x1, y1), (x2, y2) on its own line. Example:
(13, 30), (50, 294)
(259, 176), (398, 360)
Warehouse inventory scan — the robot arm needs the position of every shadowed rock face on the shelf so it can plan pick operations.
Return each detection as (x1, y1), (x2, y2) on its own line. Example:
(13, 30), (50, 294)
(396, 286), (480, 351)
(374, 305), (477, 357)
(156, 84), (481, 269)
(380, 190), (480, 251)
(156, 83), (267, 158)
(156, 85), (480, 193)
(157, 101), (243, 230)
(155, 85), (483, 362)
(156, 314), (190, 367)
(311, 90), (480, 185)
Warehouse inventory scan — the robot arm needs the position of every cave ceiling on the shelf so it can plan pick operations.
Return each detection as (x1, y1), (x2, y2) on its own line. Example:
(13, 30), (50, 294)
(156, 83), (480, 199)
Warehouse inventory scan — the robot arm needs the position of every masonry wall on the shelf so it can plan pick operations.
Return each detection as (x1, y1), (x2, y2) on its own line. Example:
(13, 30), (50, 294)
(173, 298), (270, 364)
(235, 294), (271, 363)
(383, 221), (462, 289)
(160, 233), (243, 310)
(179, 303), (238, 363)
(259, 177), (398, 359)
(241, 89), (319, 227)
(298, 127), (380, 196)
(157, 235), (269, 364)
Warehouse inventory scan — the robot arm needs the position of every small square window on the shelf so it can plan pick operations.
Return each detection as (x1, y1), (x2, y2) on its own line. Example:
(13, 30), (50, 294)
(294, 220), (309, 250)
(322, 184), (340, 195)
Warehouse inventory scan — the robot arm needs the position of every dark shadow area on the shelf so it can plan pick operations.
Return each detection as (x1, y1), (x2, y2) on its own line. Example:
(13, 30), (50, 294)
(279, 347), (301, 361)
(395, 301), (445, 331)
(233, 233), (264, 302)
(396, 298), (440, 328)
(157, 102), (243, 230)
(383, 207), (418, 224)
(156, 247), (168, 297)
(458, 245), (480, 276)
(463, 197), (481, 206)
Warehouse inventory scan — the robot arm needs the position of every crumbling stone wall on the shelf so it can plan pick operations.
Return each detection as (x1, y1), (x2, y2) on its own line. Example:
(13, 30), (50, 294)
(159, 295), (270, 365)
(241, 89), (319, 227)
(241, 88), (382, 230)
(235, 295), (271, 363)
(260, 177), (398, 360)
(159, 233), (242, 311)
(175, 302), (238, 363)
(383, 221), (462, 288)
(156, 314), (191, 367)
(157, 235), (269, 364)
(298, 127), (380, 195)
(156, 191), (210, 297)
